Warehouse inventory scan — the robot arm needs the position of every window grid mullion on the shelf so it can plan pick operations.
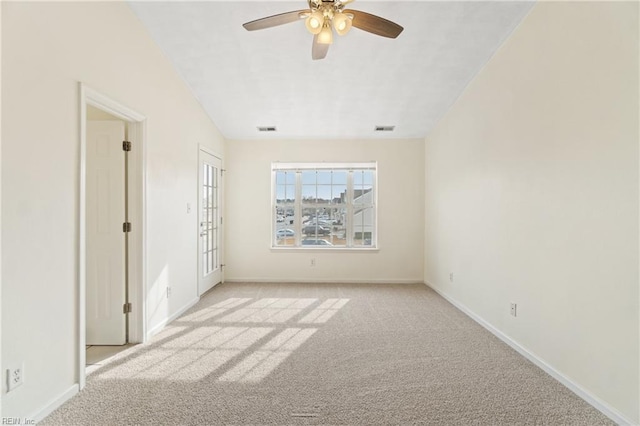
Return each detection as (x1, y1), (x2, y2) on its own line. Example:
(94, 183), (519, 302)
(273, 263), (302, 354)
(346, 171), (354, 247)
(294, 171), (302, 246)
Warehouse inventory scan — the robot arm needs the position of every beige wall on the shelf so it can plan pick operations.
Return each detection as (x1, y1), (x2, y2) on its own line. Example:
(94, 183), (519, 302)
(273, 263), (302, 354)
(2, 2), (223, 418)
(225, 138), (424, 283)
(424, 2), (638, 423)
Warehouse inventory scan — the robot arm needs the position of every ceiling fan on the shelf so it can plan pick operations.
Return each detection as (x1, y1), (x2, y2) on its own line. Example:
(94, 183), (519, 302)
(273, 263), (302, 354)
(243, 0), (403, 60)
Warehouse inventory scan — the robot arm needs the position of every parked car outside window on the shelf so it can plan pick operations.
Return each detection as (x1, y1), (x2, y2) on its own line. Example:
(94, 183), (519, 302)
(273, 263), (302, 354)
(302, 225), (331, 235)
(276, 228), (295, 239)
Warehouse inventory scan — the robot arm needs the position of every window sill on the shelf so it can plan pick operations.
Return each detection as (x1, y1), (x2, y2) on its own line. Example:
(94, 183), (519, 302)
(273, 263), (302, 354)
(270, 246), (380, 252)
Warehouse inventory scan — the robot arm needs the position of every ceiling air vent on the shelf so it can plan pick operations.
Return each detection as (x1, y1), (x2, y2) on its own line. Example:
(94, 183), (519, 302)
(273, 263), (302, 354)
(374, 125), (395, 132)
(257, 126), (277, 132)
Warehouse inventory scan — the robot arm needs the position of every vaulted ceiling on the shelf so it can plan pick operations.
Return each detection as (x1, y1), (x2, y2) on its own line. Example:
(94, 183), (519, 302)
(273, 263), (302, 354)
(129, 1), (534, 140)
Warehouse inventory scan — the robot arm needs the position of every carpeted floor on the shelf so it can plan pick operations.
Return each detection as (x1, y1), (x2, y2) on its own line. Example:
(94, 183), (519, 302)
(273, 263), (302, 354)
(42, 282), (613, 425)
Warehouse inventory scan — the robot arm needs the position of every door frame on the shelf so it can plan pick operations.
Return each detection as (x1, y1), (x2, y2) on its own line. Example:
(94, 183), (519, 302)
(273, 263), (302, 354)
(198, 145), (224, 295)
(78, 83), (147, 389)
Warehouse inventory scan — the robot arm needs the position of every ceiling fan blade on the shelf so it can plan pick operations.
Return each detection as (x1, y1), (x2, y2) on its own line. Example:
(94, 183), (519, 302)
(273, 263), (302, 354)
(344, 9), (403, 38)
(312, 34), (329, 60)
(243, 10), (309, 31)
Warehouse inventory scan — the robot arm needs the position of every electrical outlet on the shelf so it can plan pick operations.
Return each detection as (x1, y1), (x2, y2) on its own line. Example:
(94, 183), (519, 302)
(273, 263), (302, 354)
(167, 286), (172, 298)
(449, 272), (454, 282)
(7, 364), (24, 392)
(310, 258), (316, 267)
(510, 302), (517, 317)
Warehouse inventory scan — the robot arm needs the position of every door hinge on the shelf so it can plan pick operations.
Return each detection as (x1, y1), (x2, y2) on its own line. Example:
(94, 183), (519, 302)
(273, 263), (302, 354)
(122, 140), (132, 152)
(123, 302), (132, 314)
(123, 222), (132, 232)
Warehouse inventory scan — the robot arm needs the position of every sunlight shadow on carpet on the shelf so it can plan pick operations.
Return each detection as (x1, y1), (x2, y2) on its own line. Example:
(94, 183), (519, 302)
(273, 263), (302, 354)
(92, 297), (349, 384)
(298, 298), (350, 324)
(219, 328), (318, 383)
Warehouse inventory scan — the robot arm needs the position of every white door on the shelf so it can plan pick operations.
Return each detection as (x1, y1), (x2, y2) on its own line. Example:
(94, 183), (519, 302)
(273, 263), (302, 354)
(86, 121), (127, 345)
(198, 150), (222, 295)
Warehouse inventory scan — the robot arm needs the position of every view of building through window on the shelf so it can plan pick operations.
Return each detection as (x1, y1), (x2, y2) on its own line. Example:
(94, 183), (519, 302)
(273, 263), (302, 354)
(273, 163), (376, 248)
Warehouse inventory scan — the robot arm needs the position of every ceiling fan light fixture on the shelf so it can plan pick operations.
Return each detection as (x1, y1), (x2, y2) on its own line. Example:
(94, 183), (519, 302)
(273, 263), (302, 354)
(333, 12), (352, 36)
(305, 11), (324, 34)
(318, 25), (333, 44)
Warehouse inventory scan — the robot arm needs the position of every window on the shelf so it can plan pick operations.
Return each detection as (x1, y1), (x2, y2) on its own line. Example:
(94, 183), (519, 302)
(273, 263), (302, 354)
(273, 162), (376, 248)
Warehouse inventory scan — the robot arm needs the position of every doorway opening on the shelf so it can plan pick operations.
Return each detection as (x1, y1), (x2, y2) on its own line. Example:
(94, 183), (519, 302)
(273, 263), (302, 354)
(79, 84), (146, 388)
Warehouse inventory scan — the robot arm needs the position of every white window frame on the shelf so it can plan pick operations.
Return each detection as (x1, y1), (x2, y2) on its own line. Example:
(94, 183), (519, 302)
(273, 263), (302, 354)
(271, 162), (377, 250)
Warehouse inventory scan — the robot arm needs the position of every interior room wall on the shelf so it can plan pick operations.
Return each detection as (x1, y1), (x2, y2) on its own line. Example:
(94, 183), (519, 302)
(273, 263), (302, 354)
(2, 1), (223, 419)
(224, 138), (424, 283)
(424, 2), (638, 423)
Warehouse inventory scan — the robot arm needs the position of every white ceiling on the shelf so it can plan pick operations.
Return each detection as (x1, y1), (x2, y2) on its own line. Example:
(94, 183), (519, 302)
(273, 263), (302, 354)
(128, 1), (534, 140)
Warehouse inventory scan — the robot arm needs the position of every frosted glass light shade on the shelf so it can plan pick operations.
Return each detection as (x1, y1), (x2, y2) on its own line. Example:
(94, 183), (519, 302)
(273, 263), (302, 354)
(305, 11), (324, 35)
(333, 12), (352, 36)
(318, 26), (333, 44)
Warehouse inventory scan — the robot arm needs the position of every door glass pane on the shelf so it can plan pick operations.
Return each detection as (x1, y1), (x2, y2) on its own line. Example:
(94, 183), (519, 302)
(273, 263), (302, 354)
(201, 163), (217, 275)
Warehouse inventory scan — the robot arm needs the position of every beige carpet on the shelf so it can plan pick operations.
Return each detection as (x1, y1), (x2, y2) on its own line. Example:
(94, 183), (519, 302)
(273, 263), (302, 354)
(42, 282), (613, 425)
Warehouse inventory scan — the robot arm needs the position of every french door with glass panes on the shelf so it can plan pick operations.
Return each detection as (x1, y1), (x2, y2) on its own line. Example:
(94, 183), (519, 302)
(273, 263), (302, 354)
(198, 150), (222, 295)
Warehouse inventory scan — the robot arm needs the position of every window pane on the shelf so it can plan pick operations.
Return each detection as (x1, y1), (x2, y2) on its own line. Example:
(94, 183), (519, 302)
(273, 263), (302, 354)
(285, 207), (294, 225)
(286, 185), (295, 202)
(353, 206), (374, 246)
(276, 207), (295, 226)
(332, 171), (347, 185)
(302, 207), (318, 223)
(316, 185), (332, 203)
(276, 171), (295, 185)
(353, 170), (373, 185)
(301, 206), (333, 247)
(353, 186), (373, 204)
(316, 170), (332, 184)
(275, 226), (295, 246)
(301, 170), (316, 185)
(302, 184), (316, 202)
(332, 184), (346, 204)
(276, 186), (286, 204)
(276, 184), (295, 204)
(326, 207), (346, 246)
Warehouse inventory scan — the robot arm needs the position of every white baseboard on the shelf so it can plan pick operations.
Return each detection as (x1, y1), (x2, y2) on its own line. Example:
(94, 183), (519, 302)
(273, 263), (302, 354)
(424, 282), (635, 426)
(223, 278), (424, 284)
(31, 384), (79, 423)
(146, 296), (200, 340)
